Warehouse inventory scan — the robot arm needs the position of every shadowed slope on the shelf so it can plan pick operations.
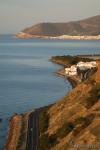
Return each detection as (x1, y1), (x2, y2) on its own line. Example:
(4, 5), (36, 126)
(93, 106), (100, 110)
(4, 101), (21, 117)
(22, 15), (100, 36)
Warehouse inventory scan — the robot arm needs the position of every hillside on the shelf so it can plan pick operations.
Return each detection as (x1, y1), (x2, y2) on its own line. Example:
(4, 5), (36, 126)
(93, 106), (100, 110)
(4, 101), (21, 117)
(5, 57), (100, 150)
(38, 58), (100, 150)
(19, 15), (100, 36)
(39, 81), (100, 150)
(96, 59), (100, 83)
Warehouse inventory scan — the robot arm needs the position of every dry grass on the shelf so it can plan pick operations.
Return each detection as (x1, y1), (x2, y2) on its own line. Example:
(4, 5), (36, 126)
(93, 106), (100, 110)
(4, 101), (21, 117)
(5, 114), (22, 150)
(5, 112), (30, 150)
(95, 59), (100, 83)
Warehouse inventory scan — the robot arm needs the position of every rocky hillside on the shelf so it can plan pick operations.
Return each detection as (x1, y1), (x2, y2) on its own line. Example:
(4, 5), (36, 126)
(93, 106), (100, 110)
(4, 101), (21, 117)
(39, 58), (100, 150)
(21, 15), (100, 36)
(5, 57), (100, 150)
(96, 59), (100, 83)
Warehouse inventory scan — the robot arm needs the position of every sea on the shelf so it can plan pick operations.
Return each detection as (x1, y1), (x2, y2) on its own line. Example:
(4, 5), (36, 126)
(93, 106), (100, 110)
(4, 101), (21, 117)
(0, 35), (100, 149)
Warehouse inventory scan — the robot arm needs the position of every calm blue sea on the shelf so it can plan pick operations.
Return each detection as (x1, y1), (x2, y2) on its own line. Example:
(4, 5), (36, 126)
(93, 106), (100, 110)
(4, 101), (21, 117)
(0, 35), (100, 149)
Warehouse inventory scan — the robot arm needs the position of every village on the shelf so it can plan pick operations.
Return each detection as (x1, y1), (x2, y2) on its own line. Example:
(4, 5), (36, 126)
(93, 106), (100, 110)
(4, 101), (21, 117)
(65, 61), (97, 76)
(50, 35), (100, 40)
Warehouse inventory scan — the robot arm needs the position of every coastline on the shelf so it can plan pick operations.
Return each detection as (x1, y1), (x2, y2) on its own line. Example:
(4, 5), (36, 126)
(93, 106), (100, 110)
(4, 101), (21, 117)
(77, 54), (100, 60)
(5, 55), (100, 149)
(55, 68), (79, 88)
(16, 32), (100, 40)
(5, 114), (22, 150)
(5, 58), (78, 149)
(5, 112), (31, 150)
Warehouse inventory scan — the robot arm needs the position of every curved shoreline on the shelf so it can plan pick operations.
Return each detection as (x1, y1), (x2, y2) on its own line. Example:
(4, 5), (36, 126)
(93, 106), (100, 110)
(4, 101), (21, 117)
(16, 32), (100, 40)
(55, 68), (79, 88)
(5, 55), (99, 149)
(5, 60), (78, 149)
(5, 112), (30, 150)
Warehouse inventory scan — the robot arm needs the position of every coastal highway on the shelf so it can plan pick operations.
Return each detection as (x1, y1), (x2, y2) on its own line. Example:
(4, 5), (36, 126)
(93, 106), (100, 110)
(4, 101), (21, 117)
(25, 109), (40, 150)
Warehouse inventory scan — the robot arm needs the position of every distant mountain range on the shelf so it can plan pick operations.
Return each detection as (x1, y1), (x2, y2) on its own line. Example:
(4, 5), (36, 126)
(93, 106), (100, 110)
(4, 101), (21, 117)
(19, 15), (100, 37)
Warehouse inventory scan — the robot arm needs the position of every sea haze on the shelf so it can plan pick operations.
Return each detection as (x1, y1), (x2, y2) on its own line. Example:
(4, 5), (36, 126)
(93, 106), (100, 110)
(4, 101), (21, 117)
(0, 35), (100, 149)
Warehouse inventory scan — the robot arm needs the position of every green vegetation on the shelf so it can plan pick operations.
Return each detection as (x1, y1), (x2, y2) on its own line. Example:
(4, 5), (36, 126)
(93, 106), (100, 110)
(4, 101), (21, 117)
(38, 63), (99, 149)
(17, 132), (25, 149)
(74, 116), (88, 125)
(86, 83), (100, 108)
(39, 121), (75, 149)
(73, 114), (95, 136)
(51, 55), (93, 66)
(39, 106), (96, 149)
(48, 134), (58, 146)
(54, 115), (94, 139)
(91, 125), (100, 138)
(39, 133), (58, 150)
(39, 106), (58, 150)
(74, 114), (95, 126)
(39, 104), (96, 149)
(17, 115), (26, 149)
(56, 122), (75, 139)
(39, 107), (49, 133)
(39, 134), (50, 150)
(39, 106), (51, 149)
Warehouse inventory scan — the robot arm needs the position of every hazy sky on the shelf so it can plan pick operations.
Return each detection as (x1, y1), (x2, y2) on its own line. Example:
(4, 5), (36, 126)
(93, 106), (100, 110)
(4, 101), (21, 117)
(0, 0), (100, 33)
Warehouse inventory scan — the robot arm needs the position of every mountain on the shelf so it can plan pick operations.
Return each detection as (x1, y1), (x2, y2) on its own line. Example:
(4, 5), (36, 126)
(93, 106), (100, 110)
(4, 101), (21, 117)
(20, 15), (100, 36)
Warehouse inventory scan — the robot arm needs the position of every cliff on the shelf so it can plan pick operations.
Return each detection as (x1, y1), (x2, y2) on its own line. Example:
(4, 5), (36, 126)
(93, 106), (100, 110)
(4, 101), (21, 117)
(17, 15), (100, 37)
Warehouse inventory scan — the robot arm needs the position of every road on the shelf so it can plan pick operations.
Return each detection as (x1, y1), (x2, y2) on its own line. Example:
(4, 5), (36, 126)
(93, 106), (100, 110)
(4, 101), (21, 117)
(25, 109), (40, 150)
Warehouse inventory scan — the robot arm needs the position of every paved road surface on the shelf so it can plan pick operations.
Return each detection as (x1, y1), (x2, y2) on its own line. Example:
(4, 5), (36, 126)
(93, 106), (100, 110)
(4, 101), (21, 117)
(25, 109), (40, 150)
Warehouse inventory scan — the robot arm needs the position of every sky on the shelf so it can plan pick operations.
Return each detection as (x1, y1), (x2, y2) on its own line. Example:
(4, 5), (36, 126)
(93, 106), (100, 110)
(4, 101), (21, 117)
(0, 0), (100, 34)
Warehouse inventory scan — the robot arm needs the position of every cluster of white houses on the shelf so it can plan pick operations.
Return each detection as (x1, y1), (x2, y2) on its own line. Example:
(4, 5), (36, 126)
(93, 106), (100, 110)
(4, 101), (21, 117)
(65, 61), (97, 76)
(50, 35), (100, 40)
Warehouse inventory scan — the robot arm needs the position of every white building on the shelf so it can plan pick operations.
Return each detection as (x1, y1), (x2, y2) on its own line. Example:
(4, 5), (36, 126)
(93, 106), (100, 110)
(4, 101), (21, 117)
(77, 61), (97, 70)
(65, 65), (77, 76)
(65, 61), (97, 76)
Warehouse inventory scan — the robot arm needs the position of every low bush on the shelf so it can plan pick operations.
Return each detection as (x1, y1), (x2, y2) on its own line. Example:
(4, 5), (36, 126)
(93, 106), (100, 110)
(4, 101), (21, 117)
(17, 116), (26, 149)
(74, 117), (87, 125)
(75, 114), (95, 126)
(56, 122), (75, 139)
(39, 122), (75, 149)
(73, 114), (95, 136)
(91, 125), (100, 138)
(86, 83), (100, 108)
(39, 133), (58, 150)
(39, 134), (50, 150)
(39, 107), (49, 133)
(48, 134), (58, 146)
(39, 106), (58, 149)
(51, 55), (93, 66)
